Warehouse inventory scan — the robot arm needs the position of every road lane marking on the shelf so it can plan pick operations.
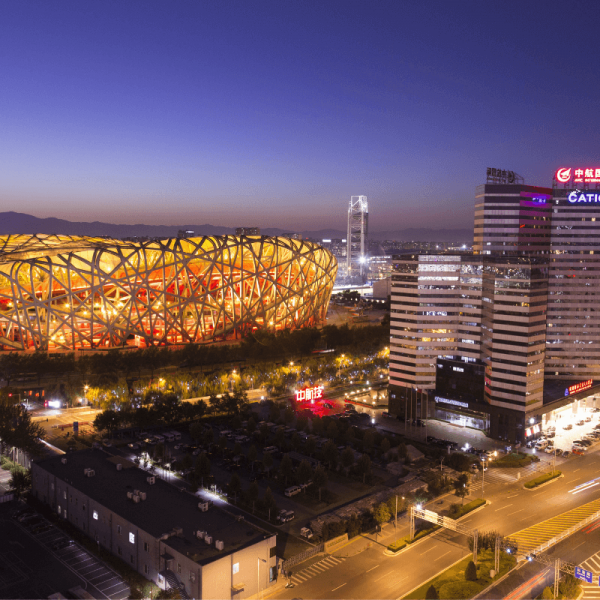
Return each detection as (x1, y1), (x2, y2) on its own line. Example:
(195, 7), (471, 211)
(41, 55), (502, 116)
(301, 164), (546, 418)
(375, 571), (393, 582)
(435, 551), (452, 561)
(495, 504), (513, 511)
(571, 542), (585, 551)
(419, 547), (436, 555)
(507, 494), (519, 499)
(507, 509), (525, 516)
(367, 565), (380, 572)
(574, 469), (581, 472)
(332, 583), (346, 592)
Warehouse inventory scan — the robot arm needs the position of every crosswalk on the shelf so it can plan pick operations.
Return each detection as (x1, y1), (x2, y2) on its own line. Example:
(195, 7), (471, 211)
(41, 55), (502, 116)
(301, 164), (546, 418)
(579, 551), (600, 599)
(469, 463), (548, 492)
(509, 499), (600, 555)
(288, 555), (345, 586)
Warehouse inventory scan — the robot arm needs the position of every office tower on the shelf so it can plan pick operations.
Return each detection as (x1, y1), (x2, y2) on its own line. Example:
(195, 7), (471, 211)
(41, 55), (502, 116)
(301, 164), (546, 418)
(474, 169), (553, 255)
(389, 254), (482, 402)
(546, 167), (600, 380)
(347, 195), (368, 279)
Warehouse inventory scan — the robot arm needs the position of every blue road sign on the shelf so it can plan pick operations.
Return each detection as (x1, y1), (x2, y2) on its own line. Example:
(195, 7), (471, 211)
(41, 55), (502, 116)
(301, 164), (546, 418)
(575, 566), (592, 583)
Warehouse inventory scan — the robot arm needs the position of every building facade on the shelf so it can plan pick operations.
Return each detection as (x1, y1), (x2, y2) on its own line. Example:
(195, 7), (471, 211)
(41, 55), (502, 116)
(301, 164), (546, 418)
(31, 450), (277, 599)
(347, 196), (368, 280)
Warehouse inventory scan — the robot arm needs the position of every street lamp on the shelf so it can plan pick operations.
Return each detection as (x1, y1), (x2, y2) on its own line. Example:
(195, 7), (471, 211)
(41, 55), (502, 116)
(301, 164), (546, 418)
(481, 457), (485, 496)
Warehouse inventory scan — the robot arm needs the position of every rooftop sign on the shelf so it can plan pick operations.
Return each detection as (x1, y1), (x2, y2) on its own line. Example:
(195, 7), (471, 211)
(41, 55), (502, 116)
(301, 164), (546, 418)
(556, 167), (600, 184)
(486, 168), (518, 184)
(295, 385), (324, 403)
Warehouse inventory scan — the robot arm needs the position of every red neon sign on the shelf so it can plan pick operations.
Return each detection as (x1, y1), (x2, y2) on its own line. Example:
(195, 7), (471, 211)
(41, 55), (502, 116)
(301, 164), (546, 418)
(556, 167), (600, 184)
(565, 379), (593, 397)
(295, 385), (324, 403)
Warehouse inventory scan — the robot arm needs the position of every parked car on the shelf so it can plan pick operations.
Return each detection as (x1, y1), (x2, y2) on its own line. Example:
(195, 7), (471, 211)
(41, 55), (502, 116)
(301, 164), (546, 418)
(585, 416), (593, 422)
(563, 424), (573, 430)
(284, 486), (302, 497)
(562, 450), (571, 458)
(535, 440), (549, 450)
(576, 420), (585, 426)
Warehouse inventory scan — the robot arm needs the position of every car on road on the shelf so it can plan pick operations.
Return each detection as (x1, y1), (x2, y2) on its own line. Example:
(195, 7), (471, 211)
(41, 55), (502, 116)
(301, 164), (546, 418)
(284, 486), (302, 497)
(300, 527), (313, 539)
(585, 416), (593, 422)
(576, 420), (585, 426)
(562, 450), (571, 458)
(563, 423), (573, 430)
(102, 439), (112, 447)
(127, 443), (139, 450)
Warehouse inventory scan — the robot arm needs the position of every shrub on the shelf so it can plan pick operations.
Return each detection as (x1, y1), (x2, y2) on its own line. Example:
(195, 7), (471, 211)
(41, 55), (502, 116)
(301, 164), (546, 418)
(524, 471), (561, 489)
(425, 584), (439, 599)
(540, 586), (554, 600)
(438, 581), (480, 599)
(465, 560), (477, 581)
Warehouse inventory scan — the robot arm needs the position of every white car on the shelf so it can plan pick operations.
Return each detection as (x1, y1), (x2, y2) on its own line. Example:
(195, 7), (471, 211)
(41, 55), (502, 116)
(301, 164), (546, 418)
(544, 446), (555, 454)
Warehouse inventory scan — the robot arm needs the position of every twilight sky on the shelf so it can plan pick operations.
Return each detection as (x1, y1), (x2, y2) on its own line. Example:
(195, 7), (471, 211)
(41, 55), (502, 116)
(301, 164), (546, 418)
(1, 0), (599, 232)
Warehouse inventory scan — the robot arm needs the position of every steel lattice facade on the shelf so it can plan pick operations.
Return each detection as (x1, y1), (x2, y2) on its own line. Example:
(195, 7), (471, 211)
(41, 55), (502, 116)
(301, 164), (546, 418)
(0, 234), (337, 351)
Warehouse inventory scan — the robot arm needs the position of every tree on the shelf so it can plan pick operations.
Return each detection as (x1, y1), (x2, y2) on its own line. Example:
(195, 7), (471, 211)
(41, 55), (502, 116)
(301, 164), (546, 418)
(326, 421), (339, 441)
(262, 451), (274, 476)
(363, 429), (375, 453)
(217, 435), (227, 454)
(93, 409), (121, 437)
(228, 473), (242, 503)
(181, 453), (193, 472)
(153, 442), (165, 462)
(247, 445), (258, 470)
(274, 427), (286, 448)
(247, 481), (259, 513)
(464, 560), (477, 582)
(194, 452), (211, 487)
(203, 427), (214, 446)
(269, 403), (281, 422)
(305, 436), (317, 457)
(559, 574), (579, 599)
(247, 417), (256, 434)
(453, 473), (469, 505)
(540, 587), (554, 600)
(296, 460), (313, 488)
(279, 454), (293, 485)
(263, 486), (278, 520)
(425, 585), (439, 599)
(9, 468), (31, 499)
(284, 407), (295, 424)
(357, 453), (371, 483)
(232, 414), (242, 430)
(233, 442), (242, 457)
(373, 502), (391, 528)
(380, 438), (391, 455)
(208, 394), (222, 415)
(0, 395), (44, 456)
(322, 440), (339, 470)
(397, 442), (407, 460)
(189, 422), (204, 444)
(291, 432), (302, 452)
(313, 465), (328, 502)
(341, 447), (355, 475)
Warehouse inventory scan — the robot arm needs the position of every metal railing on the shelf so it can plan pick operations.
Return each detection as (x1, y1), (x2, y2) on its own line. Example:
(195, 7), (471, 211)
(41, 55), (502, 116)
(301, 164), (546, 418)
(282, 543), (324, 572)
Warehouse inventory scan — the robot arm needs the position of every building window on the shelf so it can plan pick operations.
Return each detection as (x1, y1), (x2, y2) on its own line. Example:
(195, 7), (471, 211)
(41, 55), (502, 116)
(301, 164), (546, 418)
(270, 547), (276, 558)
(233, 563), (239, 574)
(63, 491), (67, 500)
(117, 525), (122, 535)
(144, 542), (149, 552)
(144, 564), (149, 575)
(93, 510), (98, 520)
(177, 563), (181, 574)
(117, 546), (122, 556)
(58, 505), (61, 515)
(82, 503), (86, 510)
(130, 555), (134, 564)
(129, 532), (135, 544)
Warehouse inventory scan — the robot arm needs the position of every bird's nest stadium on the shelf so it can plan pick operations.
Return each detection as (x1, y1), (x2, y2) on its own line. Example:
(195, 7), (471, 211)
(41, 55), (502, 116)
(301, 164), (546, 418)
(0, 234), (337, 351)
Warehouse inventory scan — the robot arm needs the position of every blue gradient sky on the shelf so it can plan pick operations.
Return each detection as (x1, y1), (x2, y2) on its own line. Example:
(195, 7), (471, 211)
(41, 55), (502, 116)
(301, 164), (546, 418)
(1, 0), (599, 231)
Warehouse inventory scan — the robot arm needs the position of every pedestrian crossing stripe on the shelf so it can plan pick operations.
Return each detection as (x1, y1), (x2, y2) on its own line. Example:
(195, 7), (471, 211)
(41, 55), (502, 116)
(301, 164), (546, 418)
(509, 499), (600, 555)
(290, 556), (345, 585)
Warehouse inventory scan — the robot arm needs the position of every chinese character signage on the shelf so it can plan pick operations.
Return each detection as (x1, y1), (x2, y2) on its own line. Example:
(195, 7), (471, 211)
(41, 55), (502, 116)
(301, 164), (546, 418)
(295, 385), (324, 403)
(556, 167), (600, 184)
(565, 379), (593, 397)
(575, 567), (593, 583)
(486, 168), (517, 184)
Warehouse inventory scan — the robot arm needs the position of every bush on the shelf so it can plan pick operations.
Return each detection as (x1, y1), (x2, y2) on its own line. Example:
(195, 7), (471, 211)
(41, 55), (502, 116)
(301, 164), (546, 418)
(559, 574), (580, 599)
(448, 498), (486, 520)
(465, 560), (477, 581)
(446, 452), (473, 472)
(524, 471), (561, 489)
(425, 584), (439, 599)
(540, 586), (554, 600)
(438, 581), (480, 599)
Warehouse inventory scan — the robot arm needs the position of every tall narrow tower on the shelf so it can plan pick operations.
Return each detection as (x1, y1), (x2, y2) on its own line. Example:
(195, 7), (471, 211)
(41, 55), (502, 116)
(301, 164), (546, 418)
(347, 195), (368, 279)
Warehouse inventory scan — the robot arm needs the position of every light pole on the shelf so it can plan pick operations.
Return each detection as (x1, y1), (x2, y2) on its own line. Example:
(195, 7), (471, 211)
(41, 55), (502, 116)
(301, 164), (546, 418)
(481, 458), (485, 496)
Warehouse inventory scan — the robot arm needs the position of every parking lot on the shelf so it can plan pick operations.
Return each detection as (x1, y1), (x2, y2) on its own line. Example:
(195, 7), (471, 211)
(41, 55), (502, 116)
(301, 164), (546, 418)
(7, 503), (129, 599)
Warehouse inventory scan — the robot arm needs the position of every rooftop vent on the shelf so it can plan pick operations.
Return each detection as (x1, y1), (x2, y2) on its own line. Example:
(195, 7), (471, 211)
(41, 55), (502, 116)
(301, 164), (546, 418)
(116, 464), (122, 471)
(84, 469), (95, 477)
(198, 501), (210, 512)
(147, 476), (155, 485)
(196, 530), (205, 540)
(139, 491), (147, 501)
(61, 458), (67, 464)
(215, 540), (224, 551)
(133, 495), (140, 503)
(127, 491), (133, 499)
(204, 535), (212, 545)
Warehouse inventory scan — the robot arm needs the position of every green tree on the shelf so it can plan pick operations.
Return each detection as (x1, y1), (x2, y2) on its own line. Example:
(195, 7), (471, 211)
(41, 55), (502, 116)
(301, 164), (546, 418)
(540, 587), (554, 600)
(291, 432), (302, 452)
(203, 427), (214, 446)
(233, 442), (242, 457)
(0, 395), (44, 456)
(363, 429), (375, 453)
(269, 403), (281, 422)
(208, 394), (222, 415)
(181, 453), (193, 471)
(296, 460), (313, 488)
(373, 502), (391, 527)
(247, 445), (258, 470)
(326, 421), (339, 441)
(464, 560), (477, 582)
(9, 468), (31, 500)
(453, 473), (469, 505)
(153, 442), (165, 462)
(279, 454), (293, 485)
(274, 427), (286, 448)
(217, 435), (227, 454)
(341, 447), (355, 475)
(189, 422), (204, 444)
(380, 437), (391, 455)
(92, 409), (121, 437)
(313, 465), (328, 502)
(262, 451), (274, 476)
(425, 585), (439, 599)
(247, 417), (256, 434)
(247, 480), (259, 513)
(228, 473), (242, 502)
(357, 453), (372, 483)
(305, 436), (317, 457)
(322, 440), (339, 470)
(559, 574), (579, 599)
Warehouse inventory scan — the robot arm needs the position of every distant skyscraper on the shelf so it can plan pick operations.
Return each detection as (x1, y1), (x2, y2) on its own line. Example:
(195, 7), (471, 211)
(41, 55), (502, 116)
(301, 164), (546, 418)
(347, 195), (368, 279)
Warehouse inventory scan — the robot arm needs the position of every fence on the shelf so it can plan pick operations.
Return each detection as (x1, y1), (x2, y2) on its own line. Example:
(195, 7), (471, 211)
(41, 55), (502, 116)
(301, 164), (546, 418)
(282, 543), (324, 572)
(0, 493), (15, 503)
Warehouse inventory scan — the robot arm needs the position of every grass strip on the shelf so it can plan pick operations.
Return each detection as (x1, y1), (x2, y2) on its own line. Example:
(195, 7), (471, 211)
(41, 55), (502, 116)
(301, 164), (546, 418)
(524, 471), (561, 489)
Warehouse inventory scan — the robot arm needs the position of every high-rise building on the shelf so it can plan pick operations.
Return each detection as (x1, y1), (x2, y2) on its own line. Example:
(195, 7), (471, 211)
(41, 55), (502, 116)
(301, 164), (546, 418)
(347, 195), (368, 279)
(546, 168), (600, 380)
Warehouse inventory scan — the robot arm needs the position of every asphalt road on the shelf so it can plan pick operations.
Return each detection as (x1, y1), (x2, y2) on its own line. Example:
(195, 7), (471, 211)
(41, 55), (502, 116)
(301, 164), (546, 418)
(272, 448), (600, 599)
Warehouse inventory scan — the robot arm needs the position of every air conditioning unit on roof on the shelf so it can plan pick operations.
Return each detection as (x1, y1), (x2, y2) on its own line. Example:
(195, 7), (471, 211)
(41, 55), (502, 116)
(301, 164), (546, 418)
(204, 535), (212, 544)
(147, 476), (155, 485)
(215, 540), (224, 551)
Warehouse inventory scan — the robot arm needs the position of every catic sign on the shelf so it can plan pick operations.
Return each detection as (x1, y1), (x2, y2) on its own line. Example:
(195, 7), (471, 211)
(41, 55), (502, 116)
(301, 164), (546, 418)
(434, 396), (469, 409)
(295, 385), (324, 403)
(567, 191), (600, 203)
(565, 379), (593, 397)
(556, 167), (600, 184)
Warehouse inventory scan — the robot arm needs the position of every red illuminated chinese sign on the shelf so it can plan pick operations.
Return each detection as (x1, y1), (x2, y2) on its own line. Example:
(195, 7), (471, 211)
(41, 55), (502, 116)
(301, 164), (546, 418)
(295, 385), (324, 403)
(556, 168), (600, 184)
(565, 379), (593, 397)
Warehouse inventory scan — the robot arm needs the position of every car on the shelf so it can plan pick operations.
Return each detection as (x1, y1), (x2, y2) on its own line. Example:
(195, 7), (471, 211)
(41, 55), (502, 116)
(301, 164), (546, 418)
(572, 447), (586, 455)
(535, 440), (549, 450)
(546, 431), (556, 438)
(576, 420), (585, 426)
(562, 450), (571, 457)
(585, 416), (593, 422)
(127, 443), (139, 450)
(580, 439), (593, 447)
(470, 463), (479, 473)
(284, 486), (302, 497)
(593, 408), (600, 413)
(174, 444), (181, 450)
(102, 439), (112, 447)
(563, 424), (573, 430)
(300, 527), (313, 539)
(526, 440), (536, 448)
(545, 446), (555, 454)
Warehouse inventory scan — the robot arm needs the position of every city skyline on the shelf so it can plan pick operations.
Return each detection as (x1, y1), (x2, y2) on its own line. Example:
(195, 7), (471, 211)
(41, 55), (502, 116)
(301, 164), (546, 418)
(2, 1), (600, 231)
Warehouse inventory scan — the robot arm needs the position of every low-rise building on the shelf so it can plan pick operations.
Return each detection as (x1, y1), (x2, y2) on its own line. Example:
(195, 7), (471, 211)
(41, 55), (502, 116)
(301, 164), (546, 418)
(31, 450), (277, 599)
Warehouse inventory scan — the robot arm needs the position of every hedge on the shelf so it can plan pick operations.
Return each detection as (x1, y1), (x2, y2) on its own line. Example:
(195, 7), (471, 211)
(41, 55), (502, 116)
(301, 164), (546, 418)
(524, 471), (561, 489)
(490, 453), (537, 468)
(448, 498), (486, 520)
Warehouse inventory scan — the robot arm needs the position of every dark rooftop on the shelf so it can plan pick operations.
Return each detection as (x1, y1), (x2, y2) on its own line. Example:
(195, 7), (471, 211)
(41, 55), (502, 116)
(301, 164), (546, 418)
(35, 449), (272, 565)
